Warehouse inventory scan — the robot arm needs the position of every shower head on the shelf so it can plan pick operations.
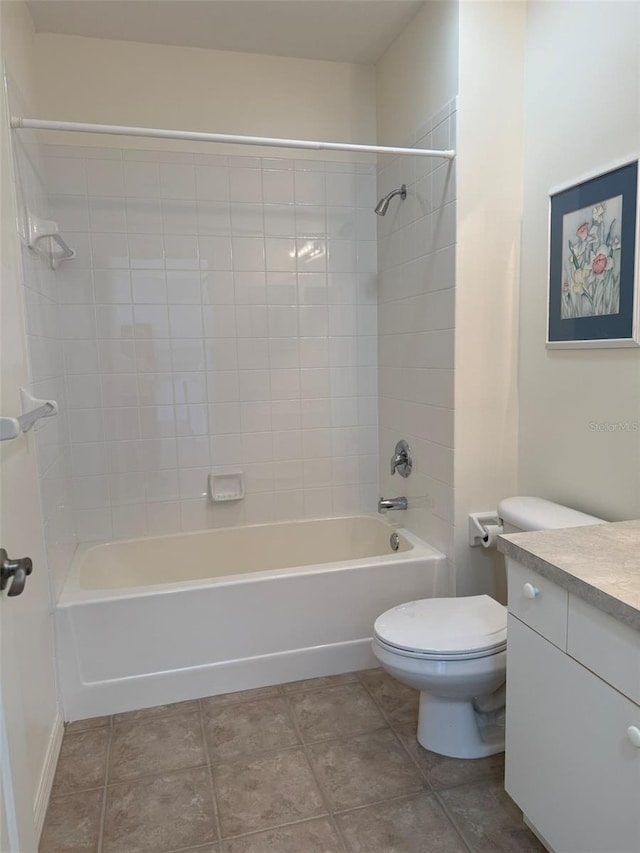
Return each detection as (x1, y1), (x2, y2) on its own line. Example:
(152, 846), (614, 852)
(374, 184), (407, 216)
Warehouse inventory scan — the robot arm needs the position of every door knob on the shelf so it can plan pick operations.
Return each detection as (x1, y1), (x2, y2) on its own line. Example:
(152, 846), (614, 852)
(0, 549), (33, 597)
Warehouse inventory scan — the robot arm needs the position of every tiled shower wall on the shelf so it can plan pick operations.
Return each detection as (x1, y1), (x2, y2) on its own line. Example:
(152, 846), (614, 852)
(43, 146), (379, 541)
(12, 126), (78, 598)
(377, 100), (456, 560)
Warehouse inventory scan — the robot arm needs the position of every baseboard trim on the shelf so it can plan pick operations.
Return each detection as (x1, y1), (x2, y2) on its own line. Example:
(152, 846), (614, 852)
(33, 713), (63, 842)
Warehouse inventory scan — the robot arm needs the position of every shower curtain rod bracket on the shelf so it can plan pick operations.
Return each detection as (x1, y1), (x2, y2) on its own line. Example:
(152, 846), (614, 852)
(10, 116), (455, 160)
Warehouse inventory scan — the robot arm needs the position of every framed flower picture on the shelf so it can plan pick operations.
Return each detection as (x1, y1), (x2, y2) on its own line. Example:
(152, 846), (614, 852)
(547, 158), (639, 347)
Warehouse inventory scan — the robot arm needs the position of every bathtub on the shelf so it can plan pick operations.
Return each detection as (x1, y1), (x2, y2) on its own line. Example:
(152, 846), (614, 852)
(56, 514), (449, 720)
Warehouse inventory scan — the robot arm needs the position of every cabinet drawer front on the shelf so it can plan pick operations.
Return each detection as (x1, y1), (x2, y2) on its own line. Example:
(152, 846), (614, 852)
(568, 594), (640, 704)
(507, 558), (568, 649)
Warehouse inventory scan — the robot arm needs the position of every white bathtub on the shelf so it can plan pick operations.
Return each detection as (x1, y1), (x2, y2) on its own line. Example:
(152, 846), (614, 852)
(56, 515), (449, 720)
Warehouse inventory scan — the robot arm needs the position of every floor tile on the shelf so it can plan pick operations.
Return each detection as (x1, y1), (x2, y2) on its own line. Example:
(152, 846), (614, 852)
(282, 672), (360, 693)
(214, 747), (327, 837)
(103, 767), (218, 853)
(51, 727), (110, 795)
(308, 729), (425, 812)
(395, 721), (505, 789)
(288, 683), (386, 742)
(39, 788), (104, 853)
(222, 818), (342, 853)
(201, 685), (281, 710)
(112, 699), (200, 724)
(439, 779), (546, 852)
(336, 792), (468, 853)
(109, 710), (206, 782)
(359, 668), (419, 724)
(65, 715), (111, 734)
(203, 696), (299, 762)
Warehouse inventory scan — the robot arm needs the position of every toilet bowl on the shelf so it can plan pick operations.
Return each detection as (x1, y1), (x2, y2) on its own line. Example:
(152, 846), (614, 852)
(373, 595), (507, 759)
(373, 496), (604, 760)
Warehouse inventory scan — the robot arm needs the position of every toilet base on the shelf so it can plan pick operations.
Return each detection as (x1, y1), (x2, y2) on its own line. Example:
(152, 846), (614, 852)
(416, 691), (505, 759)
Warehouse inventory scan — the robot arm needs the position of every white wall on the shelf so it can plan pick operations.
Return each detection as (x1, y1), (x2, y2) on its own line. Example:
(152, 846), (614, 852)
(518, 1), (640, 522)
(376, 1), (459, 149)
(33, 33), (376, 157)
(0, 0), (61, 838)
(454, 1), (525, 598)
(376, 2), (458, 568)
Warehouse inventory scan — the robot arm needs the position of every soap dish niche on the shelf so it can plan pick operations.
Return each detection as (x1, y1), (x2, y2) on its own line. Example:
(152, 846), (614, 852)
(208, 471), (244, 502)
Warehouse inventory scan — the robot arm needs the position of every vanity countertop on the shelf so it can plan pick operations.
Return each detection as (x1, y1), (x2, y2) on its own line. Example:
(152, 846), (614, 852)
(498, 520), (640, 630)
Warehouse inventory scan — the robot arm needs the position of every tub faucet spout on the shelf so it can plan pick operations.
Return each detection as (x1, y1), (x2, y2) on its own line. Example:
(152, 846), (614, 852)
(378, 496), (408, 513)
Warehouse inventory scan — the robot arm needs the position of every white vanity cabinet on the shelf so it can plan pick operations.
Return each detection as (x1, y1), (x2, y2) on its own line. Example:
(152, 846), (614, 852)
(505, 559), (640, 853)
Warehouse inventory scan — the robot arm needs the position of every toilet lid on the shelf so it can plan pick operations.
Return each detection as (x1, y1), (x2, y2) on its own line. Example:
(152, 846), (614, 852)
(374, 595), (507, 657)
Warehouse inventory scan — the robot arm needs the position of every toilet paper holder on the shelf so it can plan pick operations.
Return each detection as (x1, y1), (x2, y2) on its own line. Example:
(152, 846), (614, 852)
(468, 511), (504, 548)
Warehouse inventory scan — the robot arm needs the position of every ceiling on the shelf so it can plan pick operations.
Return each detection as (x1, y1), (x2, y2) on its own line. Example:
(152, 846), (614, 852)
(27, 0), (426, 64)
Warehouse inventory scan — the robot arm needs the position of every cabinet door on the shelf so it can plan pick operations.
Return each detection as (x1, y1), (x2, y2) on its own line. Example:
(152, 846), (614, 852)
(506, 615), (640, 853)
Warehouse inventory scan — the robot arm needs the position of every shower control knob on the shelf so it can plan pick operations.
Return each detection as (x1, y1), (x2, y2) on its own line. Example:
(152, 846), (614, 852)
(627, 726), (640, 748)
(522, 583), (540, 600)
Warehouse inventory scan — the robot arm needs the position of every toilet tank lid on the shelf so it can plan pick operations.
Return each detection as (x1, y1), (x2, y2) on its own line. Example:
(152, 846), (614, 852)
(498, 496), (604, 532)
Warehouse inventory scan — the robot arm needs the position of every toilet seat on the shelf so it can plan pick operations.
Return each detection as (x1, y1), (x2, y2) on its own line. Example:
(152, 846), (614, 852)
(374, 595), (507, 661)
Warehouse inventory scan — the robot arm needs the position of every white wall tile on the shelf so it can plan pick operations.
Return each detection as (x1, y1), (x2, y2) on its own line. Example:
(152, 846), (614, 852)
(230, 203), (263, 237)
(125, 191), (162, 234)
(129, 234), (164, 269)
(124, 161), (160, 199)
(199, 236), (233, 270)
(133, 304), (170, 339)
(294, 172), (325, 206)
(232, 237), (265, 271)
(229, 168), (263, 203)
(162, 200), (198, 235)
(169, 304), (204, 338)
(89, 197), (126, 232)
(131, 270), (167, 304)
(264, 204), (296, 237)
(160, 163), (196, 200)
(263, 170), (294, 205)
(86, 159), (123, 197)
(94, 270), (131, 304)
(175, 403), (208, 436)
(45, 156), (87, 195)
(43, 146), (378, 540)
(196, 165), (229, 201)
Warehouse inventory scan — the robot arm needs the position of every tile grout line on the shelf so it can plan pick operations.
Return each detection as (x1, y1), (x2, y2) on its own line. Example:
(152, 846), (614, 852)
(196, 699), (224, 847)
(433, 789), (476, 853)
(332, 788), (443, 818)
(96, 715), (114, 853)
(279, 686), (349, 853)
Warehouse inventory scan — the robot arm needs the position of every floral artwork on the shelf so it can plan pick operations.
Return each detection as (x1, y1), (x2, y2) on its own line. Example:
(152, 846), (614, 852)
(561, 195), (622, 319)
(548, 159), (638, 347)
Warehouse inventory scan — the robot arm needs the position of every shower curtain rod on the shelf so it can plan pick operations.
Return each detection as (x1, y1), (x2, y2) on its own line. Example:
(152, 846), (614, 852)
(10, 117), (456, 160)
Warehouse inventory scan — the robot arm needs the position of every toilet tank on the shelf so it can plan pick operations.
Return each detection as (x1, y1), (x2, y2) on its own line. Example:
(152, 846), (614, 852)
(498, 496), (604, 534)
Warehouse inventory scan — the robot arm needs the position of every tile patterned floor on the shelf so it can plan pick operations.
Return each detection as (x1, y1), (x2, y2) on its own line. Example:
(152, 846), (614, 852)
(40, 669), (545, 853)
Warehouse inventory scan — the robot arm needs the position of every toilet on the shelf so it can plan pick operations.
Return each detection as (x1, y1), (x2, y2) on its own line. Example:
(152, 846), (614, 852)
(372, 497), (604, 759)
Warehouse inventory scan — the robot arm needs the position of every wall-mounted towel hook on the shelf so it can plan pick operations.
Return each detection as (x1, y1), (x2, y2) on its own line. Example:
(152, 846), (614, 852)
(26, 211), (75, 269)
(18, 388), (58, 432)
(0, 389), (59, 441)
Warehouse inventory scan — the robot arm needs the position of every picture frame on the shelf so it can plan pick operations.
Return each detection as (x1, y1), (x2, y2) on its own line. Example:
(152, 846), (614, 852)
(547, 157), (639, 348)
